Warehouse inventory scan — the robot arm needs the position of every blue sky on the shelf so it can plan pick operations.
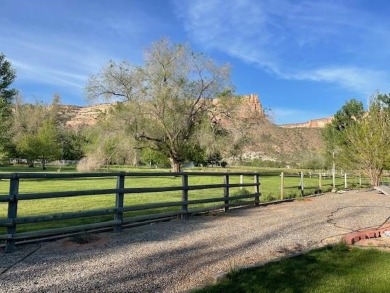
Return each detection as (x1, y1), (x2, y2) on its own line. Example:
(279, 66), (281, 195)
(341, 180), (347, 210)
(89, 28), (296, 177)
(2, 0), (390, 124)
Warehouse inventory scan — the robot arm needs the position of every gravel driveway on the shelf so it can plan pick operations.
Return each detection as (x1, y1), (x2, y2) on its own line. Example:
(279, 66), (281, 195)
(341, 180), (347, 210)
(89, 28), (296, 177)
(1, 189), (390, 292)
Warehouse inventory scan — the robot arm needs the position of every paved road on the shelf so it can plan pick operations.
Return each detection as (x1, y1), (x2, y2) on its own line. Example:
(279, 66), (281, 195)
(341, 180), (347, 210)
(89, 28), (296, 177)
(1, 190), (390, 292)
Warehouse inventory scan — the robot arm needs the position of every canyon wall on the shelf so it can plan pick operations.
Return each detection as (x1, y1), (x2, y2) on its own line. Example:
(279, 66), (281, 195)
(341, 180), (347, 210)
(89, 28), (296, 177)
(61, 93), (265, 128)
(59, 93), (331, 129)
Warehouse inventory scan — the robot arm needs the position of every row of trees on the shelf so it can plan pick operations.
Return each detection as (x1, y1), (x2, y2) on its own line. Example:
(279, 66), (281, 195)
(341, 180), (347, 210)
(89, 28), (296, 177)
(322, 94), (390, 185)
(0, 54), (88, 169)
(0, 40), (260, 171)
(4, 39), (389, 180)
(2, 96), (87, 169)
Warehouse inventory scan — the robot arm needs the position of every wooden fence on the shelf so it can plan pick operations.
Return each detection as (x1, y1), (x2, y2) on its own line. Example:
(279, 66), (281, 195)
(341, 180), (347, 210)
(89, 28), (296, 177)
(0, 171), (260, 252)
(279, 171), (367, 199)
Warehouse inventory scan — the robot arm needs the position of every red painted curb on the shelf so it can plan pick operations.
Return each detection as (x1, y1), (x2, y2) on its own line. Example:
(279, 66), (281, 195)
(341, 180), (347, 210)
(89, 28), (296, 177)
(343, 226), (390, 245)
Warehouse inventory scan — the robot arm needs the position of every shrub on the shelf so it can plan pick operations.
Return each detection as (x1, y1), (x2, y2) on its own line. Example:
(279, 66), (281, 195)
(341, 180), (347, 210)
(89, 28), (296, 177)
(230, 188), (252, 205)
(262, 193), (276, 202)
(231, 188), (251, 197)
(76, 156), (104, 172)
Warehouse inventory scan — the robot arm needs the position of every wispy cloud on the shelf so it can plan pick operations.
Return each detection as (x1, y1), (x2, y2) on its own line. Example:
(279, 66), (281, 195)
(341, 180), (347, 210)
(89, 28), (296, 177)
(0, 0), (166, 102)
(0, 30), (110, 99)
(293, 67), (389, 95)
(174, 0), (390, 95)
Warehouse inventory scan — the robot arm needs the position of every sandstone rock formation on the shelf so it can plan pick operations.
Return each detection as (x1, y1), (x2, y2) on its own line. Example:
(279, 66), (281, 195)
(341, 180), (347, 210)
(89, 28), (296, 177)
(61, 94), (264, 129)
(280, 117), (333, 128)
(59, 104), (113, 128)
(238, 93), (264, 118)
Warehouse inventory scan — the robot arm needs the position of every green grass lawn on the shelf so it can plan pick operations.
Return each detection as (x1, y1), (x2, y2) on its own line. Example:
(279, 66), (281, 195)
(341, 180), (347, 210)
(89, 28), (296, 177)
(195, 244), (390, 293)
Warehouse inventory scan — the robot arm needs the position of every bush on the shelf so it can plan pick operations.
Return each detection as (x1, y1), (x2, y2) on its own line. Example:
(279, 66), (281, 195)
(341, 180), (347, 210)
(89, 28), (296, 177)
(230, 188), (252, 205)
(231, 188), (251, 197)
(76, 156), (104, 172)
(262, 193), (276, 202)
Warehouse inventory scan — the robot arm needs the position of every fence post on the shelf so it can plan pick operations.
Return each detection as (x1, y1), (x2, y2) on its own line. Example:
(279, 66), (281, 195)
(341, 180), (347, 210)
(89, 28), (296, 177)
(344, 173), (348, 189)
(359, 174), (362, 188)
(6, 174), (19, 253)
(300, 171), (304, 197)
(332, 170), (336, 189)
(240, 175), (243, 190)
(254, 174), (260, 206)
(319, 172), (322, 192)
(181, 173), (189, 220)
(280, 172), (284, 200)
(114, 173), (125, 233)
(224, 174), (230, 212)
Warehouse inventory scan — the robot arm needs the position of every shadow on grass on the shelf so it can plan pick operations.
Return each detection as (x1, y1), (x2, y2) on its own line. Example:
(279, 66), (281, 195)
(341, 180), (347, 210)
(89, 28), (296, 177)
(196, 244), (390, 293)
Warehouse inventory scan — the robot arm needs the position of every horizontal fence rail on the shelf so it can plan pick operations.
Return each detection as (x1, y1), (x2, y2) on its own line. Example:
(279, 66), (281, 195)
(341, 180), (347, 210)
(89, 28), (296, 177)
(0, 171), (261, 252)
(0, 170), (372, 252)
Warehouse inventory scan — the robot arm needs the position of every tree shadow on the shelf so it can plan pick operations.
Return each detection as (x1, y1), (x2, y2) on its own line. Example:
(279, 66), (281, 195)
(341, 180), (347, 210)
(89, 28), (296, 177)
(2, 191), (390, 292)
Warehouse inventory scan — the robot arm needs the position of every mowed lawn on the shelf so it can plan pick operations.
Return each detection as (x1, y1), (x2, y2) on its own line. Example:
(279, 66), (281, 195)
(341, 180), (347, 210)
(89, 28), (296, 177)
(0, 166), (367, 235)
(195, 244), (390, 293)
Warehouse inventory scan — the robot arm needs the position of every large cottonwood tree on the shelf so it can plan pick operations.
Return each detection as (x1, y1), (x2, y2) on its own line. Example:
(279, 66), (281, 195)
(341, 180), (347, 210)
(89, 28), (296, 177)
(86, 39), (232, 171)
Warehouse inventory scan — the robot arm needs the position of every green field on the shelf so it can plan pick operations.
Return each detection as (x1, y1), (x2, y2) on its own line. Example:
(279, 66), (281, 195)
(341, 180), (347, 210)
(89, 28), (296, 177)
(0, 165), (370, 242)
(195, 244), (390, 293)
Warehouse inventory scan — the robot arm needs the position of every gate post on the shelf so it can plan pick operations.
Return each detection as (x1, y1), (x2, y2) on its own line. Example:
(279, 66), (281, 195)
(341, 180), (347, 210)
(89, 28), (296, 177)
(224, 174), (230, 212)
(319, 172), (322, 192)
(344, 173), (348, 189)
(5, 174), (19, 253)
(280, 172), (284, 200)
(181, 173), (189, 220)
(254, 174), (260, 206)
(300, 171), (304, 197)
(114, 173), (125, 233)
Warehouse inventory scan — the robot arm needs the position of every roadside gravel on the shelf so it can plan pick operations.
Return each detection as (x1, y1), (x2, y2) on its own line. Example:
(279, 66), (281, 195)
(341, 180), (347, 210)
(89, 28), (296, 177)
(1, 189), (390, 292)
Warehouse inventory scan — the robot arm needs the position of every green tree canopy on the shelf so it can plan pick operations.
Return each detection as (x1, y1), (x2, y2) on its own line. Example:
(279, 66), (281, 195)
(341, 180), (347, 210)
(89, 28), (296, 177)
(322, 99), (364, 169)
(12, 97), (61, 169)
(0, 53), (17, 161)
(323, 94), (390, 185)
(86, 39), (232, 172)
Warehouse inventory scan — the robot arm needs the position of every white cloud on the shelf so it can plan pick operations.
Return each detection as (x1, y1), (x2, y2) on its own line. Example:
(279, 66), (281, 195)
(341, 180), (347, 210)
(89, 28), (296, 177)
(174, 0), (390, 95)
(0, 28), (114, 100)
(293, 67), (389, 95)
(11, 60), (85, 89)
(0, 1), (160, 102)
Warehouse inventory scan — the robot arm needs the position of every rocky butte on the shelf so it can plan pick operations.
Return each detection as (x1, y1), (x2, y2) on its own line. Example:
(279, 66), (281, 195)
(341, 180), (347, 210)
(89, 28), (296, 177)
(59, 94), (266, 128)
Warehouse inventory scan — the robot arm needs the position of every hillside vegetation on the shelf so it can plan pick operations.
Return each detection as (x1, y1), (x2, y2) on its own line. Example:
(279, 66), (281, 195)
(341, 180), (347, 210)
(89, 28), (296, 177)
(57, 102), (325, 166)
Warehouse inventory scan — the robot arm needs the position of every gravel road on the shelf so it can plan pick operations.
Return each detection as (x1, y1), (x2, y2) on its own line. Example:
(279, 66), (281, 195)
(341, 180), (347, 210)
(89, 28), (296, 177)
(1, 189), (390, 292)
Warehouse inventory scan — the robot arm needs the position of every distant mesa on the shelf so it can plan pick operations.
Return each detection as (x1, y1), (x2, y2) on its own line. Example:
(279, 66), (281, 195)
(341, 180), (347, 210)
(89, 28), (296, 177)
(61, 93), (265, 128)
(58, 93), (330, 129)
(60, 104), (113, 128)
(280, 117), (333, 128)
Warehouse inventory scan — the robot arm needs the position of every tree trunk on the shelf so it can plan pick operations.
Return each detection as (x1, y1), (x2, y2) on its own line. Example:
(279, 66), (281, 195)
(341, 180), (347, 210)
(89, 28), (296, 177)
(369, 168), (382, 186)
(169, 157), (181, 172)
(28, 160), (34, 168)
(41, 158), (46, 170)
